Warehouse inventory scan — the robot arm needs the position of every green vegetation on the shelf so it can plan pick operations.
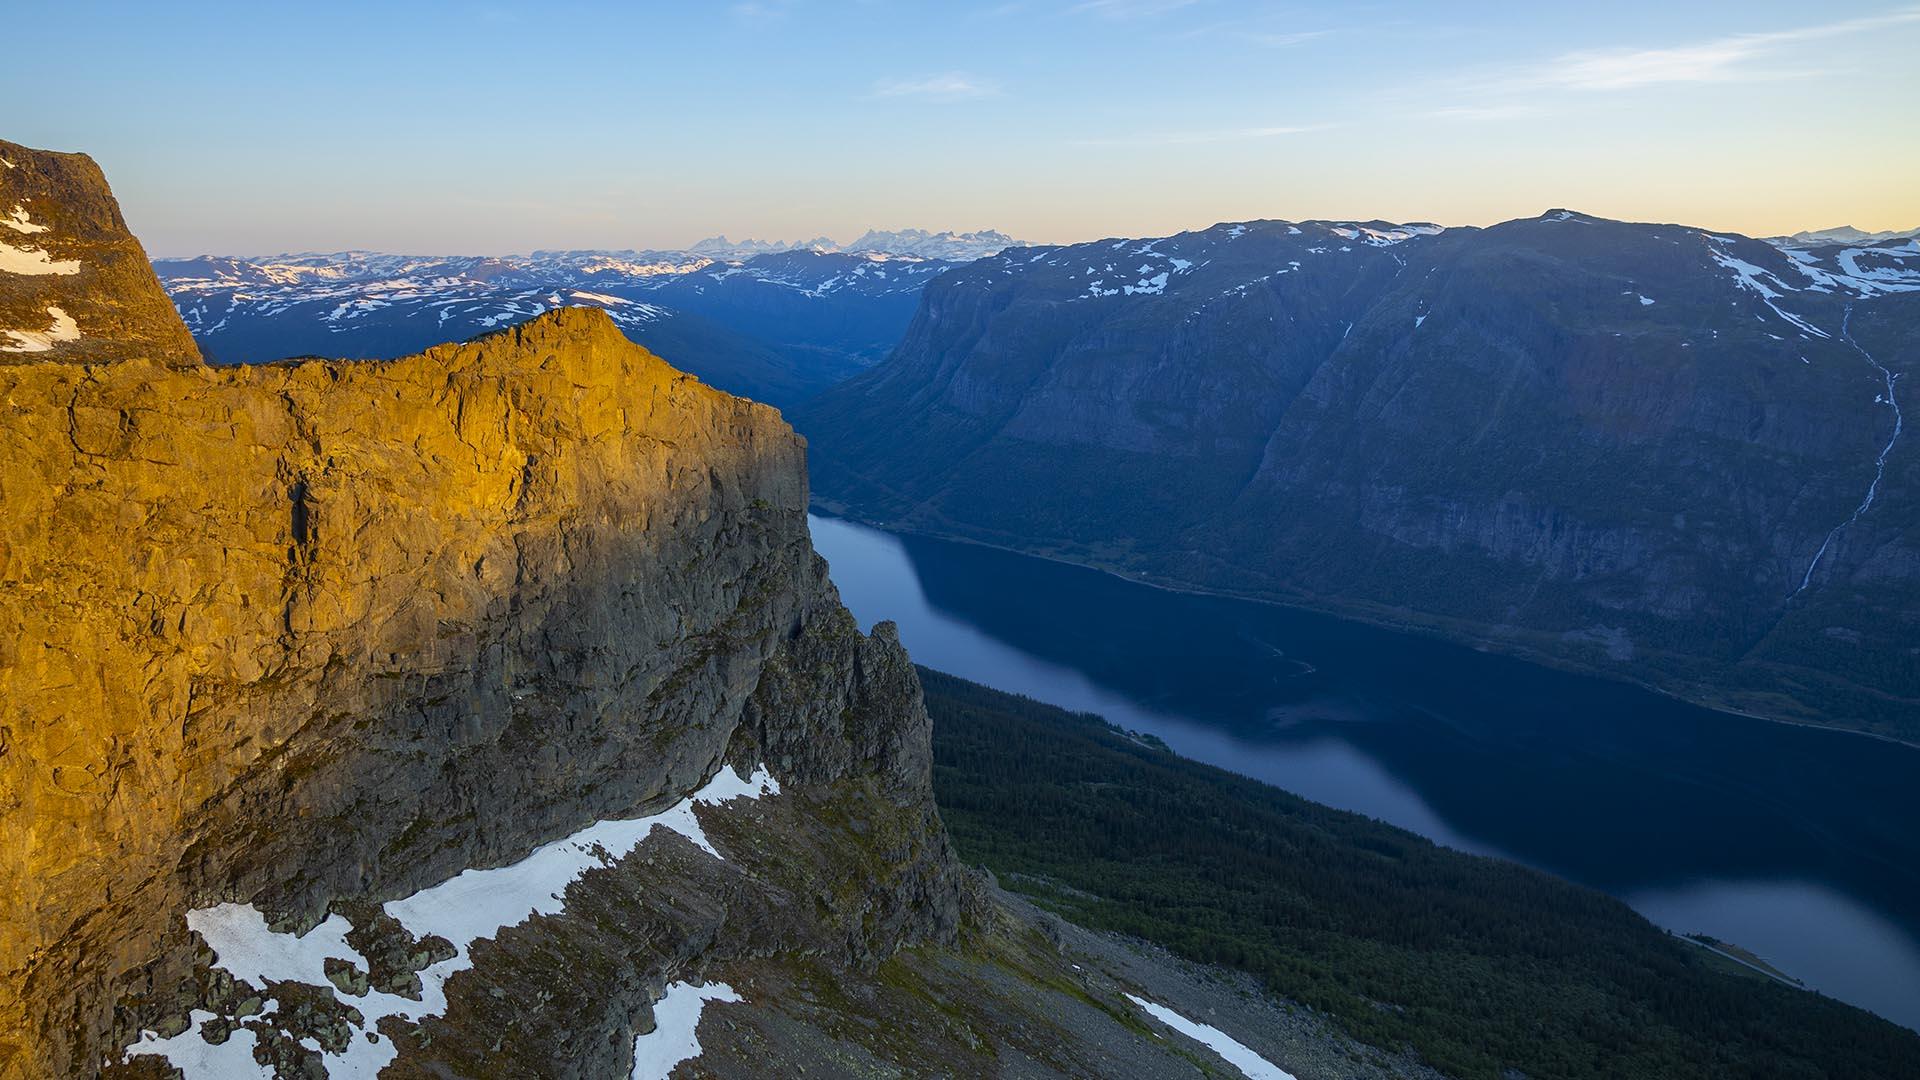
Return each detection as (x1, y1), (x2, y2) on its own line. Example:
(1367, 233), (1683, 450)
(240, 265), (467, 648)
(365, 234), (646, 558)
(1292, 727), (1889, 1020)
(922, 667), (1920, 1079)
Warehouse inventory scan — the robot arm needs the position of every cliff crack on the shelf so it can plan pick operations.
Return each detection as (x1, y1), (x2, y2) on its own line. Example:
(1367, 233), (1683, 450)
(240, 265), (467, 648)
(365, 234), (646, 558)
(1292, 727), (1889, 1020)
(1795, 303), (1903, 595)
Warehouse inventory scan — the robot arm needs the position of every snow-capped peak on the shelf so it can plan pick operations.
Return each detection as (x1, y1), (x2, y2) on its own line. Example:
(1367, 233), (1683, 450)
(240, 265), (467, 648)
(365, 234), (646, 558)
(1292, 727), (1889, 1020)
(686, 228), (1024, 261)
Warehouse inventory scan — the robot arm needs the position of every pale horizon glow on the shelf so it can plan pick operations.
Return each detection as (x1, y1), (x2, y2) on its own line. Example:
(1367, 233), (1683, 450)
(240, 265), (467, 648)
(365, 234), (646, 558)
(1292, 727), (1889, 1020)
(5, 0), (1915, 257)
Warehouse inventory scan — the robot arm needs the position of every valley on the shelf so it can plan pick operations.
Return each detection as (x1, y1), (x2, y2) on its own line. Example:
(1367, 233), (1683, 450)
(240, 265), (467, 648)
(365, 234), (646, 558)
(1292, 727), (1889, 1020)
(6, 119), (1917, 1077)
(800, 214), (1920, 741)
(919, 668), (1920, 1078)
(810, 512), (1920, 1031)
(10, 3), (1920, 1077)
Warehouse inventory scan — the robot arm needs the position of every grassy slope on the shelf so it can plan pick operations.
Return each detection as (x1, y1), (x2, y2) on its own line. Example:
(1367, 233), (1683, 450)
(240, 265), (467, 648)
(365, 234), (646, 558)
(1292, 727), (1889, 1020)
(921, 667), (1920, 1080)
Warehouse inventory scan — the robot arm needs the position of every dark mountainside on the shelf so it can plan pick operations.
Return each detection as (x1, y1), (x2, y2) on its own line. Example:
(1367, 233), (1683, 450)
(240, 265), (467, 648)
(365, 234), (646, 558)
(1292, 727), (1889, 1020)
(152, 246), (949, 408)
(923, 669), (1920, 1080)
(801, 216), (1920, 739)
(0, 138), (1344, 1080)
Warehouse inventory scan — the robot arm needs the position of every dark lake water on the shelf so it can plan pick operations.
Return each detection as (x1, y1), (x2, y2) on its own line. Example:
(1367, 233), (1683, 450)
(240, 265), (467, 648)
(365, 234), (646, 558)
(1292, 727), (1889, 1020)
(809, 513), (1920, 1032)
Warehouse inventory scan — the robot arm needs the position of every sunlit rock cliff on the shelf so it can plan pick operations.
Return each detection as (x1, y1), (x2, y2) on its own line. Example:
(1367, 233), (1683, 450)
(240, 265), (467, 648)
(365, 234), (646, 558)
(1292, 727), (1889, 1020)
(0, 139), (1294, 1080)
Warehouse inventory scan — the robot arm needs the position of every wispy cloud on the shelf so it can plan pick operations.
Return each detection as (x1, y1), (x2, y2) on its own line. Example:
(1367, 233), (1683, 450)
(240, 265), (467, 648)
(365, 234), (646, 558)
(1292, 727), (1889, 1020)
(1073, 123), (1329, 147)
(1485, 5), (1920, 94)
(873, 73), (1002, 101)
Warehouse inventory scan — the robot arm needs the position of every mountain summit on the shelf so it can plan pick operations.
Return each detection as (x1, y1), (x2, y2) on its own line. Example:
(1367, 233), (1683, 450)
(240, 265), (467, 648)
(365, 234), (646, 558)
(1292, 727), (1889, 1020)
(1, 139), (199, 364)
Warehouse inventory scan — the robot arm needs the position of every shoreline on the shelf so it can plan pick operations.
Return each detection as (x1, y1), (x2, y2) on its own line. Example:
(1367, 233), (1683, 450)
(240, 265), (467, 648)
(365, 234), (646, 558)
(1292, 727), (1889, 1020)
(808, 499), (1920, 753)
(1681, 934), (1805, 990)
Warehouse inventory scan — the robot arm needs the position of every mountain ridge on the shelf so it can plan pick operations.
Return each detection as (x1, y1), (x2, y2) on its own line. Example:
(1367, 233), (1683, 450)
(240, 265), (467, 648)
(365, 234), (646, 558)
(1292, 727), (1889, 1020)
(150, 245), (957, 406)
(0, 137), (1237, 1080)
(800, 210), (1920, 739)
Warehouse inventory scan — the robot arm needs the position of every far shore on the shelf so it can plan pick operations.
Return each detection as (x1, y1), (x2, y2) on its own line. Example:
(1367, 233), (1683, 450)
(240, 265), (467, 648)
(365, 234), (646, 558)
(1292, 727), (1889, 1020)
(806, 498), (1920, 753)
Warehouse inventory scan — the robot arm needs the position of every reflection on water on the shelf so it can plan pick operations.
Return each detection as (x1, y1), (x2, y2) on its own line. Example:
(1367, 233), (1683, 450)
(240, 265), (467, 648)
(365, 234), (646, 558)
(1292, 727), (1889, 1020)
(809, 513), (1920, 1031)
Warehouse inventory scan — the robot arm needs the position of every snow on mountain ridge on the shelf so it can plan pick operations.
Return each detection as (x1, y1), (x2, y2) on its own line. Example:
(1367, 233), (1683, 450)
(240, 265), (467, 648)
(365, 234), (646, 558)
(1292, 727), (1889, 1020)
(689, 228), (1023, 260)
(1765, 225), (1920, 248)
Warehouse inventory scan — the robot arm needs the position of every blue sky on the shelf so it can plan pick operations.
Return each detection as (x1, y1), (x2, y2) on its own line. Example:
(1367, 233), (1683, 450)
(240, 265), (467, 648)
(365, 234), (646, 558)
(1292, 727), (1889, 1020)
(7, 1), (1917, 254)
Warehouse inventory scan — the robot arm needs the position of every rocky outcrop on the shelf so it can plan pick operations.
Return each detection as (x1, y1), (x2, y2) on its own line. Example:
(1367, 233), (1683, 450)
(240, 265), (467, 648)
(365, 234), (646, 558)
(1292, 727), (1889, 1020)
(802, 216), (1920, 739)
(0, 138), (965, 1076)
(2, 138), (1318, 1080)
(0, 138), (200, 365)
(0, 293), (969, 1073)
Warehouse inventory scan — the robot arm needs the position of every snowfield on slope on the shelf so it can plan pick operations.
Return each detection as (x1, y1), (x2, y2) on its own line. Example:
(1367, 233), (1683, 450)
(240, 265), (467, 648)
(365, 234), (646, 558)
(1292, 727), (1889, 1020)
(127, 766), (779, 1079)
(1126, 994), (1296, 1080)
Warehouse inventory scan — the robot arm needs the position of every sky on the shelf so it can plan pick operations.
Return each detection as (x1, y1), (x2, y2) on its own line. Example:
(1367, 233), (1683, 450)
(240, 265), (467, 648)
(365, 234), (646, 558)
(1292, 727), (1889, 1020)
(7, 0), (1918, 255)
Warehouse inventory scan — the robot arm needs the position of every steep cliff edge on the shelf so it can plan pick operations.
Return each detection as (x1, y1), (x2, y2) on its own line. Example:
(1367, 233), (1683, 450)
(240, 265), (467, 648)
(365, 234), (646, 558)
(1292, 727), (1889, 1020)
(0, 140), (957, 1076)
(1, 141), (1326, 1080)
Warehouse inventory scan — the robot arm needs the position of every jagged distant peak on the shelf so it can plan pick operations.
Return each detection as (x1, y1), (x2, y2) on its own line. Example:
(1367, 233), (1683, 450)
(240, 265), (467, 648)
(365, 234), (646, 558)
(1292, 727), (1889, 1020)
(689, 228), (1025, 261)
(687, 235), (819, 258)
(842, 228), (1024, 259)
(1764, 225), (1920, 249)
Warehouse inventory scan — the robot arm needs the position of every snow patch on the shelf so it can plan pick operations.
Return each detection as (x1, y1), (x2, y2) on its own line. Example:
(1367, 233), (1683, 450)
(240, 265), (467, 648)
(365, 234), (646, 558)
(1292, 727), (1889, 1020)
(125, 766), (779, 1078)
(567, 290), (632, 306)
(1124, 271), (1170, 296)
(385, 765), (778, 955)
(630, 982), (743, 1080)
(0, 238), (80, 276)
(1125, 994), (1295, 1080)
(3, 205), (49, 235)
(126, 1012), (273, 1079)
(1777, 242), (1920, 297)
(1, 306), (80, 352)
(1705, 239), (1829, 339)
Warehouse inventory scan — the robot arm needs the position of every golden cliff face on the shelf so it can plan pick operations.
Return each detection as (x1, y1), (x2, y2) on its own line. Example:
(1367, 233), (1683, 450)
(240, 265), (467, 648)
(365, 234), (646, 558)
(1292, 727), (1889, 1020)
(0, 306), (827, 1067)
(0, 142), (943, 1075)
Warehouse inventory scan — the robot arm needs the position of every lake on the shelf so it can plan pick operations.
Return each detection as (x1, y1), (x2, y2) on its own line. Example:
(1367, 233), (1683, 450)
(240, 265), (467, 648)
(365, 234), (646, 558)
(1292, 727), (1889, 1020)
(809, 512), (1920, 1032)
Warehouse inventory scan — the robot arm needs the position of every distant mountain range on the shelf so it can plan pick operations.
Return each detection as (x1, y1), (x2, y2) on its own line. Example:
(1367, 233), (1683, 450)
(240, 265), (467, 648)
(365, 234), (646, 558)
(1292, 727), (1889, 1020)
(799, 211), (1920, 739)
(1764, 225), (1920, 248)
(152, 245), (967, 407)
(687, 228), (1024, 261)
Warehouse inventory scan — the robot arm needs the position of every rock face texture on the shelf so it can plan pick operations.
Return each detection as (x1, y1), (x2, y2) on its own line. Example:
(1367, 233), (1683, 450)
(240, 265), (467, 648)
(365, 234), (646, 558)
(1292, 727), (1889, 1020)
(801, 216), (1920, 738)
(0, 138), (200, 365)
(0, 296), (946, 1072)
(0, 139), (1309, 1080)
(0, 140), (964, 1076)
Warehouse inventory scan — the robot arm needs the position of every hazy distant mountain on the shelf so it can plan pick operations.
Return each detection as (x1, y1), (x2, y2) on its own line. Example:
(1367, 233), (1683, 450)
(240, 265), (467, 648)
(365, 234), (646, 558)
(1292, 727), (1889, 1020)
(1765, 225), (1920, 247)
(842, 228), (1025, 260)
(801, 212), (1920, 739)
(153, 247), (960, 406)
(688, 235), (837, 259)
(689, 228), (1024, 261)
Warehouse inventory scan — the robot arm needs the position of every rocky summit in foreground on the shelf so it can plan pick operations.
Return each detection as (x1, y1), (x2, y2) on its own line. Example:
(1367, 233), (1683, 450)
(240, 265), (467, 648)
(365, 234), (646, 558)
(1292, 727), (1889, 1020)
(0, 138), (1312, 1079)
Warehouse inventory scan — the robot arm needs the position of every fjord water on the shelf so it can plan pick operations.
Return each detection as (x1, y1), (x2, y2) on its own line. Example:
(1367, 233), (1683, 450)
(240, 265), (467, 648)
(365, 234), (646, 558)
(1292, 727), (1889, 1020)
(809, 513), (1920, 1031)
